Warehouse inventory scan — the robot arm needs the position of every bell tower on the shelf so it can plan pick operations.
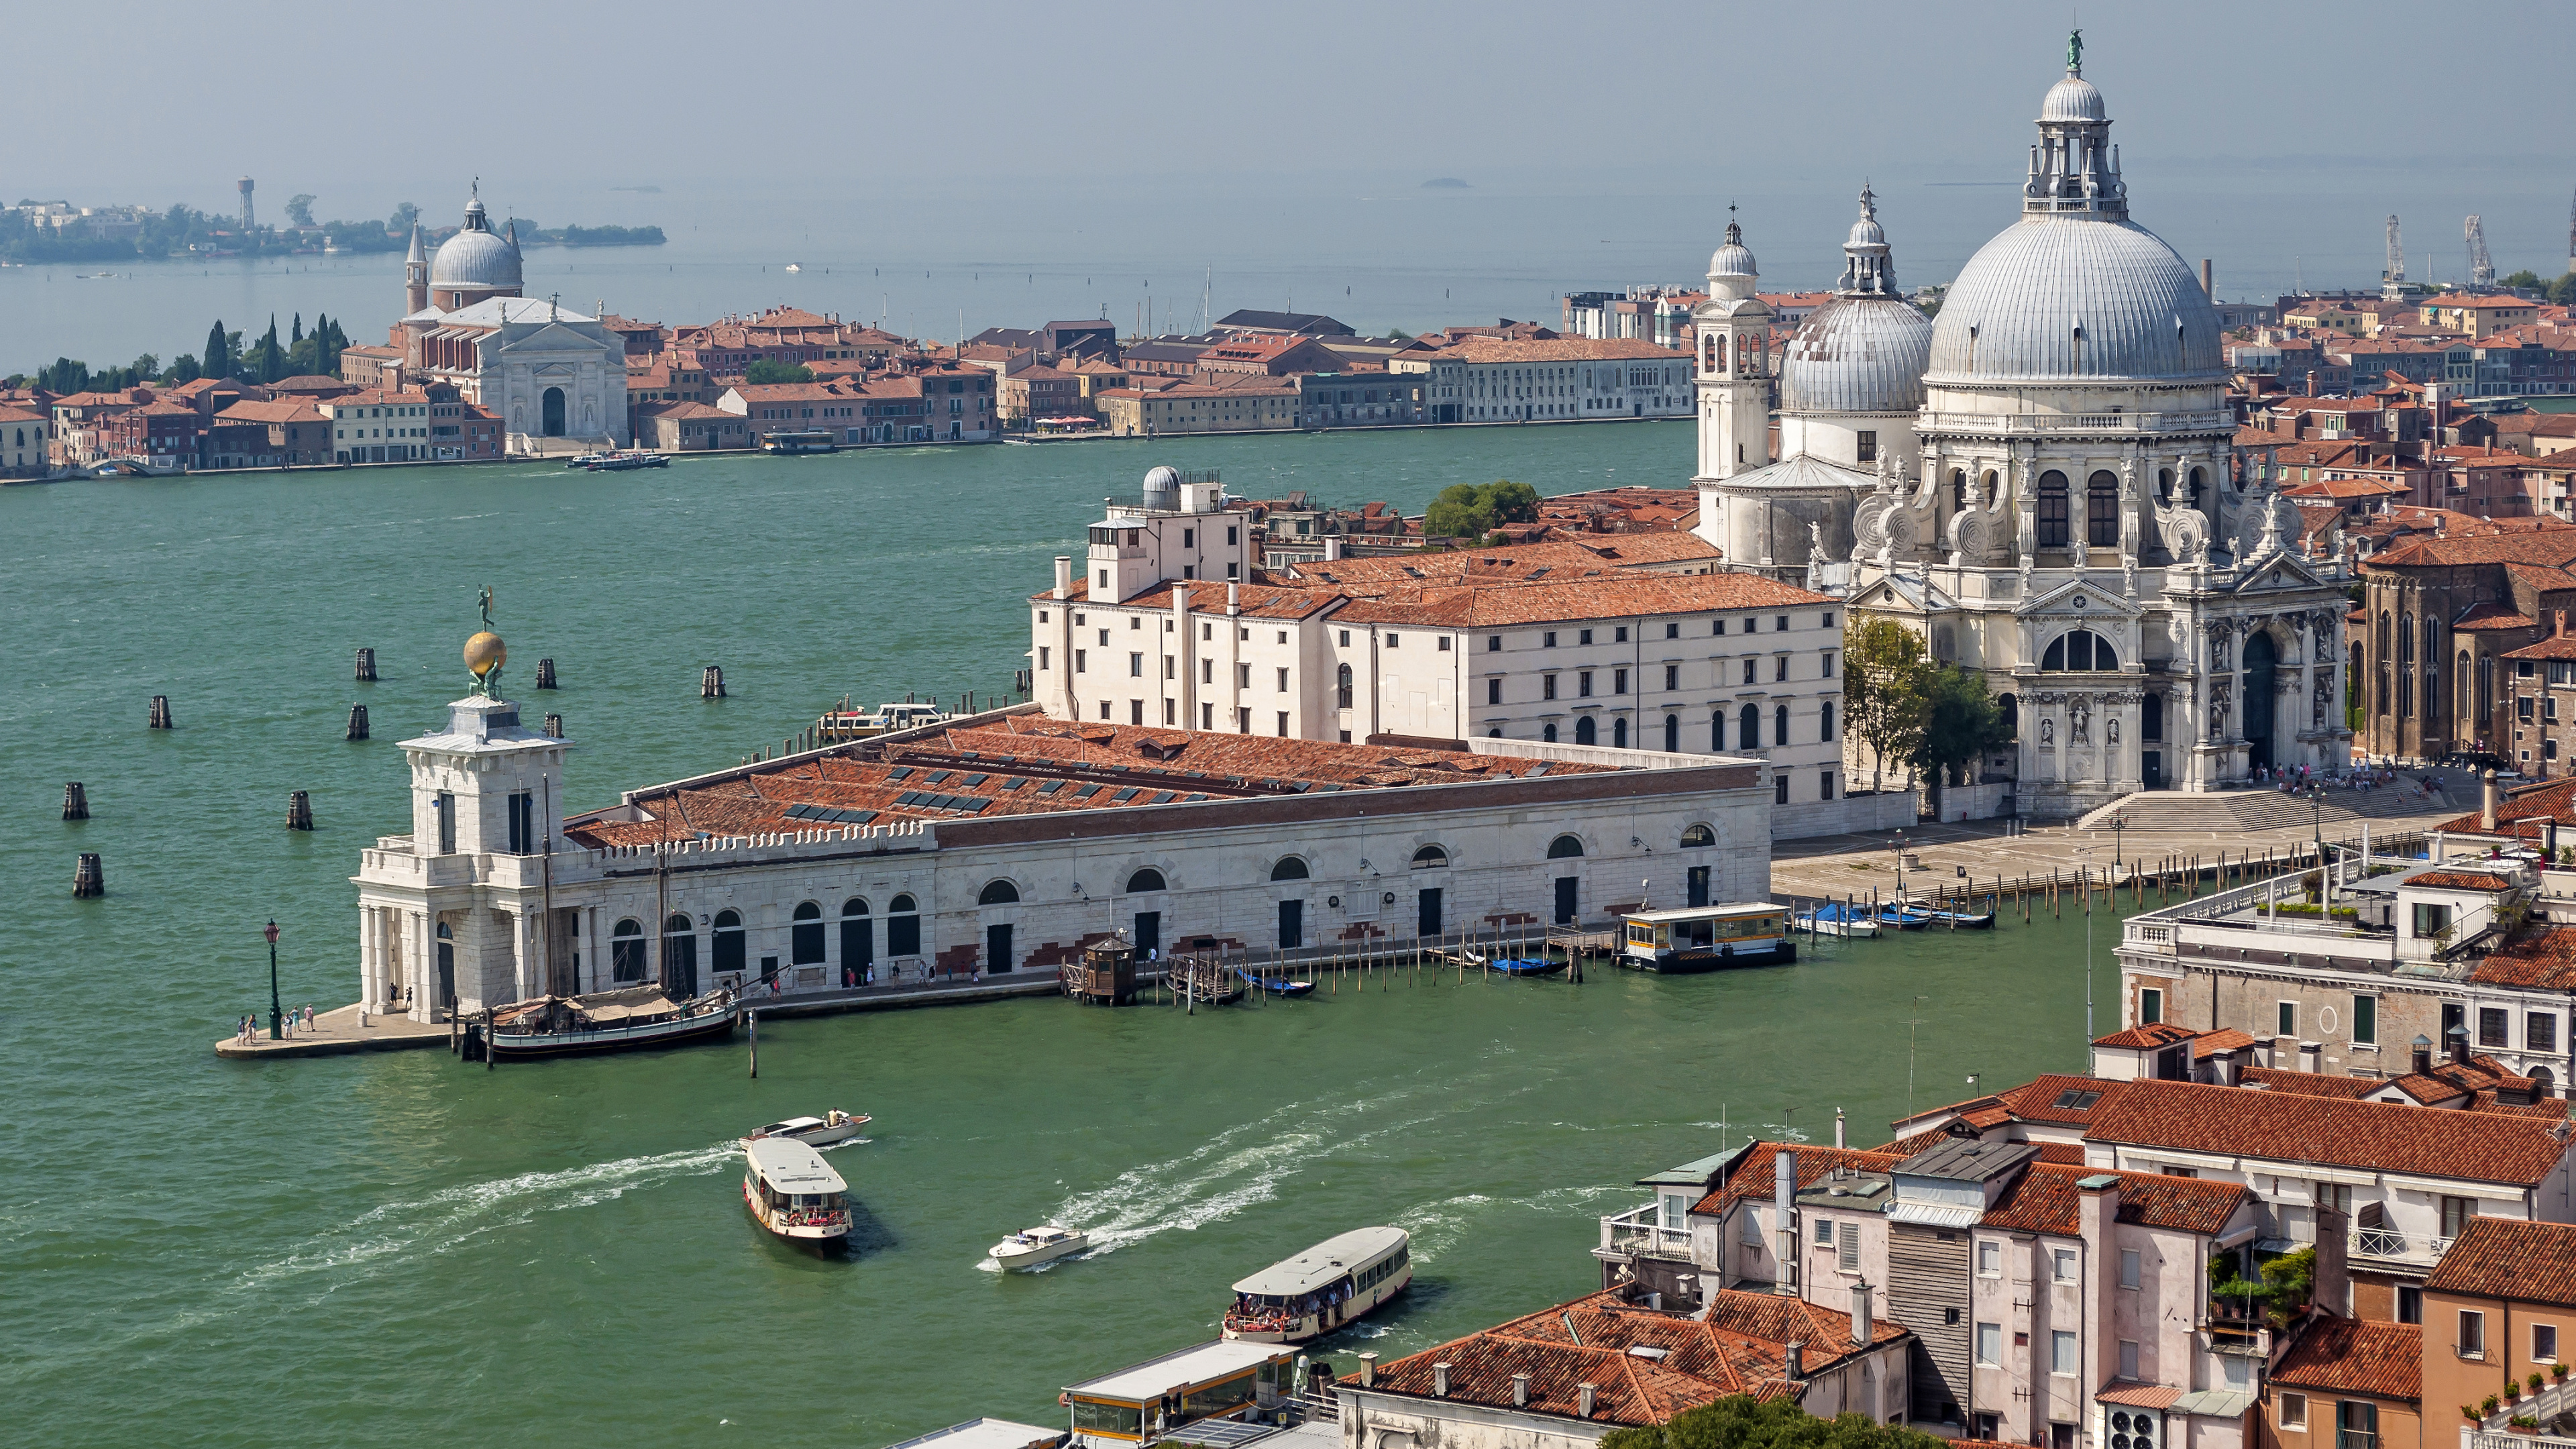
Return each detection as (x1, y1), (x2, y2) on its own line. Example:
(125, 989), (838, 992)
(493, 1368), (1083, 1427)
(403, 223), (429, 315)
(1694, 214), (1773, 482)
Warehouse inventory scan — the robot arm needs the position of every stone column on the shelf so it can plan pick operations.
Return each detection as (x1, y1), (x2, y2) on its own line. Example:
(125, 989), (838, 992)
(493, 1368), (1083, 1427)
(584, 904), (602, 995)
(412, 910), (434, 1024)
(511, 909), (533, 1004)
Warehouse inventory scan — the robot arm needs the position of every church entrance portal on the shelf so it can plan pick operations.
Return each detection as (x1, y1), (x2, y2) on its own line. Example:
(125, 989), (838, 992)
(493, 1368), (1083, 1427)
(541, 387), (566, 437)
(2243, 631), (2277, 773)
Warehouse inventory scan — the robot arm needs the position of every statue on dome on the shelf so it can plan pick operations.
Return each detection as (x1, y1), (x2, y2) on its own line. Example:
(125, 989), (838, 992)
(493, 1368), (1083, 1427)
(464, 587), (507, 696)
(2068, 28), (2083, 74)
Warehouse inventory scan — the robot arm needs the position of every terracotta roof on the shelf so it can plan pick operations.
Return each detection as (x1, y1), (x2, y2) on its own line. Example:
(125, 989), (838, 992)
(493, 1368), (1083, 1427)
(2452, 602), (2539, 631)
(2092, 1023), (2200, 1051)
(1693, 1143), (1904, 1218)
(2270, 1318), (2420, 1402)
(2471, 926), (2576, 990)
(1428, 337), (1687, 364)
(2424, 1218), (2576, 1309)
(2410, 871), (2515, 891)
(2083, 1078), (2572, 1185)
(2237, 1067), (2379, 1099)
(1334, 574), (1831, 630)
(1978, 1162), (2250, 1237)
(2439, 775), (2576, 837)
(212, 399), (325, 425)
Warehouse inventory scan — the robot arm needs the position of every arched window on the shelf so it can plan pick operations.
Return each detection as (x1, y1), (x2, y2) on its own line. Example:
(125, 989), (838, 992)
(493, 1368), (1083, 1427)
(1982, 469), (1998, 504)
(1487, 727), (1501, 738)
(1411, 845), (1448, 868)
(1125, 868), (1166, 893)
(663, 913), (696, 994)
(1739, 702), (1761, 749)
(1775, 704), (1790, 745)
(2040, 630), (2120, 672)
(1613, 716), (1629, 749)
(612, 917), (648, 981)
(1820, 700), (1836, 743)
(1680, 824), (1716, 847)
(1271, 857), (1309, 881)
(1711, 710), (1725, 751)
(1950, 468), (1968, 513)
(886, 894), (920, 957)
(1664, 713), (1680, 752)
(791, 900), (825, 965)
(2036, 470), (2070, 547)
(1336, 663), (1353, 710)
(2157, 467), (2174, 503)
(1568, 715), (1591, 745)
(1998, 693), (2019, 739)
(2086, 470), (2119, 547)
(712, 909), (746, 977)
(979, 879), (1020, 905)
(1542, 722), (1558, 743)
(1547, 835), (1586, 859)
(2190, 465), (2208, 504)
(840, 898), (871, 977)
(2534, 1065), (2557, 1099)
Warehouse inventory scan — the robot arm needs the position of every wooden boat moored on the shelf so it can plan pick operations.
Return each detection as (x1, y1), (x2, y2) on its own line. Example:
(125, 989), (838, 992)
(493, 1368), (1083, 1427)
(483, 985), (738, 1059)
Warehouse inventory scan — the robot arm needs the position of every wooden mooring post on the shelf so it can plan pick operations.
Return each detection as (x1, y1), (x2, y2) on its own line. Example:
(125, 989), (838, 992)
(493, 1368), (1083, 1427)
(543, 714), (564, 739)
(148, 695), (174, 729)
(73, 853), (104, 897)
(535, 657), (558, 690)
(347, 704), (370, 740)
(287, 790), (314, 830)
(62, 782), (88, 820)
(354, 647), (377, 682)
(702, 665), (727, 699)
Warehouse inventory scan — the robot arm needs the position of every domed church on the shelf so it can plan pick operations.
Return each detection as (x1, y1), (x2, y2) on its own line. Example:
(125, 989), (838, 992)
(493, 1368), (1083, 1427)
(1693, 40), (2350, 818)
(390, 186), (630, 451)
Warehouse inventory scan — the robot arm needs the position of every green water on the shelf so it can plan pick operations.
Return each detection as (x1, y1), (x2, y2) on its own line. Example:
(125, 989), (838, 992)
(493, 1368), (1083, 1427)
(3, 425), (2118, 1445)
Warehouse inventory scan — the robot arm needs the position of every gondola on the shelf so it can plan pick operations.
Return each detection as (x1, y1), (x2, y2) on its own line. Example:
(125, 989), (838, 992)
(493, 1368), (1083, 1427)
(1232, 967), (1317, 998)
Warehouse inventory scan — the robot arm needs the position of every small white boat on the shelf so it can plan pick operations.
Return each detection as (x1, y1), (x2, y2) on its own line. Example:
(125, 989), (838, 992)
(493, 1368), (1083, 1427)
(746, 1109), (870, 1148)
(987, 1224), (1089, 1271)
(1791, 905), (1882, 938)
(784, 263), (802, 272)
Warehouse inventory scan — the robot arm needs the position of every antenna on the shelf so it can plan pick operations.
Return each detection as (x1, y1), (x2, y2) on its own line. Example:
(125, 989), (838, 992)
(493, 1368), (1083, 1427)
(2467, 214), (2496, 287)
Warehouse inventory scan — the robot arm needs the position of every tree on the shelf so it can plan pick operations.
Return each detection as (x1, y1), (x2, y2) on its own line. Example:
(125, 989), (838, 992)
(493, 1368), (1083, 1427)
(1911, 665), (2011, 809)
(388, 202), (419, 237)
(252, 315), (286, 382)
(1843, 618), (1930, 795)
(744, 360), (814, 384)
(164, 354), (201, 384)
(1601, 1393), (1952, 1449)
(1424, 480), (1542, 538)
(2502, 269), (2546, 292)
(204, 320), (232, 380)
(129, 354), (158, 382)
(290, 313), (303, 345)
(284, 193), (316, 227)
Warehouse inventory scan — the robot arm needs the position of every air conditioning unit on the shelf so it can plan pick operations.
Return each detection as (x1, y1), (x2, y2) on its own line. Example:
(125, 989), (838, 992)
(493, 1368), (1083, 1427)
(2107, 1408), (2163, 1449)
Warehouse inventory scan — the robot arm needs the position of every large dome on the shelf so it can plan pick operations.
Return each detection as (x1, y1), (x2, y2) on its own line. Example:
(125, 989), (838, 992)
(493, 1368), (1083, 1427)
(1923, 217), (2224, 384)
(1780, 296), (1932, 415)
(430, 227), (521, 290)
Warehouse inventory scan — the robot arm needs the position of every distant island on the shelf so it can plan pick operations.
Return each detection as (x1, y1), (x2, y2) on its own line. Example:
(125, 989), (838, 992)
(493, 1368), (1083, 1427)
(499, 221), (666, 248)
(0, 199), (661, 264)
(1421, 177), (1471, 189)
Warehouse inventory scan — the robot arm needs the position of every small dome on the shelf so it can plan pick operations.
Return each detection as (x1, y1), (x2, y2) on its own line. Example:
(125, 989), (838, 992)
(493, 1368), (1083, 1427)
(1708, 219), (1756, 280)
(1846, 213), (1886, 249)
(2041, 72), (2106, 122)
(1142, 465), (1179, 489)
(1780, 296), (1933, 415)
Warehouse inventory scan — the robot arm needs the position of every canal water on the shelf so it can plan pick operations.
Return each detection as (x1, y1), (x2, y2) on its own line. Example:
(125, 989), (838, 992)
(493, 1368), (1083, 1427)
(2, 425), (2132, 1445)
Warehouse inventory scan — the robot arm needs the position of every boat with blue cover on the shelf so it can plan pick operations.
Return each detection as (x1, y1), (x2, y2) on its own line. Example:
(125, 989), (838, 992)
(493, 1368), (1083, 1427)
(1791, 903), (1881, 938)
(1231, 967), (1316, 998)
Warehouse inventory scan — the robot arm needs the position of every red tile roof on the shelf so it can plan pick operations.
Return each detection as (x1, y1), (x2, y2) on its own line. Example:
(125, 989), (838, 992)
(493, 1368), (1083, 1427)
(1430, 337), (1687, 364)
(2092, 1023), (2200, 1050)
(2410, 871), (2515, 891)
(2424, 1218), (2576, 1309)
(2471, 926), (2576, 990)
(2270, 1318), (2421, 1401)
(2084, 1079), (2572, 1185)
(1978, 1162), (2249, 1237)
(1692, 1143), (1904, 1218)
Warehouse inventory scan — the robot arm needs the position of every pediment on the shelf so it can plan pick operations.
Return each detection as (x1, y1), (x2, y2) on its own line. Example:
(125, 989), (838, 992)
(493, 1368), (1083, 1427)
(2227, 552), (2329, 594)
(1848, 577), (1924, 616)
(503, 322), (607, 353)
(2015, 578), (2141, 619)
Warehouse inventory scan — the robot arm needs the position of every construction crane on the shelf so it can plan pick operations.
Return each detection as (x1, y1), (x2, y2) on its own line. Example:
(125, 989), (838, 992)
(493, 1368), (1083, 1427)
(2467, 214), (2496, 287)
(2381, 215), (2405, 301)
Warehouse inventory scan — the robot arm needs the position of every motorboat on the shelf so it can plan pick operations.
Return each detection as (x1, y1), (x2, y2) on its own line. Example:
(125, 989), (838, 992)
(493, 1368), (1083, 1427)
(562, 451), (608, 469)
(816, 701), (956, 743)
(746, 1110), (870, 1148)
(1895, 896), (1996, 929)
(1792, 903), (1882, 938)
(480, 985), (737, 1060)
(1222, 1226), (1411, 1344)
(743, 1136), (850, 1250)
(584, 450), (667, 471)
(1615, 904), (1797, 972)
(987, 1224), (1089, 1271)
(760, 429), (837, 454)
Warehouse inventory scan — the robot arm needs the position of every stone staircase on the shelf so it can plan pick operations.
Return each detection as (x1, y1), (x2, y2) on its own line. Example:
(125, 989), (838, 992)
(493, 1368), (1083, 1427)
(2076, 775), (2468, 833)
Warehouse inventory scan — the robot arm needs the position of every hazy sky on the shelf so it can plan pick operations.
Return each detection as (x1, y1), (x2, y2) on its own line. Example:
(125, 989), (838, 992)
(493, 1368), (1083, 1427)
(17, 0), (2573, 211)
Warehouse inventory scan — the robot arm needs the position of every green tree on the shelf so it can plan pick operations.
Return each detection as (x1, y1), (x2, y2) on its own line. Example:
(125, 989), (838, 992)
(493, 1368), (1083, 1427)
(1424, 482), (1493, 537)
(252, 316), (285, 382)
(1601, 1393), (1952, 1449)
(1911, 665), (2011, 811)
(388, 202), (419, 237)
(1843, 618), (1930, 795)
(290, 313), (303, 345)
(2502, 269), (2546, 291)
(203, 320), (232, 380)
(163, 354), (201, 384)
(284, 194), (317, 227)
(744, 360), (814, 384)
(129, 354), (158, 382)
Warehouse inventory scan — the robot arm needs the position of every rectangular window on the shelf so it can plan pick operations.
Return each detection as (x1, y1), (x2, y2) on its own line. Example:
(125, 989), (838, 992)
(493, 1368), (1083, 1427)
(2443, 1196), (2478, 1239)
(1857, 429), (1879, 463)
(1665, 664), (1680, 690)
(2398, 1285), (2422, 1324)
(1776, 616), (1789, 632)
(2120, 1248), (2141, 1289)
(2279, 1393), (2308, 1430)
(1776, 656), (1789, 682)
(1743, 659), (1757, 686)
(1075, 649), (1087, 674)
(1615, 626), (1629, 643)
(1578, 672), (1595, 698)
(1741, 1208), (1763, 1246)
(1821, 771), (1835, 799)
(2414, 902), (2453, 938)
(1277, 712), (1289, 737)
(1775, 774), (1789, 805)
(1815, 1216), (1835, 1246)
(1544, 674), (1558, 700)
(2347, 993), (2375, 1045)
(1487, 635), (1501, 651)
(1544, 631), (1558, 647)
(2140, 988), (2163, 1025)
(2054, 1248), (2078, 1281)
(1613, 668), (1628, 695)
(435, 791), (456, 854)
(1579, 629), (1594, 645)
(1487, 678), (1503, 705)
(2481, 1006), (2510, 1048)
(1236, 663), (1251, 690)
(1666, 623), (1680, 639)
(2118, 1339), (2139, 1380)
(2539, 1324), (2561, 1363)
(1164, 655), (1175, 679)
(1130, 652), (1144, 677)
(1839, 1220), (1860, 1270)
(2523, 696), (2537, 722)
(1386, 633), (1399, 649)
(2534, 1014), (2559, 1053)
(1713, 619), (1726, 636)
(506, 790), (533, 854)
(2461, 1308), (2487, 1357)
(1975, 1322), (2002, 1367)
(1276, 667), (1289, 692)
(2051, 1330), (2077, 1375)
(1226, 525), (1239, 545)
(1438, 637), (1451, 651)
(1977, 1240), (2001, 1275)
(1039, 647), (1051, 670)
(1821, 651), (1835, 678)
(2279, 1000), (2298, 1038)
(1164, 699), (1176, 725)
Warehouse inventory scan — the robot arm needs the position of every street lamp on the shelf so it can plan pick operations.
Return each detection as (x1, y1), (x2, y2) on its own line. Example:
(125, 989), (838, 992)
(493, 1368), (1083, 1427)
(264, 919), (282, 1041)
(2104, 812), (2131, 871)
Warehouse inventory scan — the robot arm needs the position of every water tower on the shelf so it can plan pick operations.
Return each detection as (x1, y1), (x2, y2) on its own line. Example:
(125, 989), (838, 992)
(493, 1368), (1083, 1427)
(238, 176), (255, 230)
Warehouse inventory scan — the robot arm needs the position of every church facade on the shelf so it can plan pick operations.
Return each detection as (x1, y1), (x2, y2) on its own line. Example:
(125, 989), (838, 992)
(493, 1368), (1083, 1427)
(1693, 43), (2351, 820)
(388, 190), (629, 451)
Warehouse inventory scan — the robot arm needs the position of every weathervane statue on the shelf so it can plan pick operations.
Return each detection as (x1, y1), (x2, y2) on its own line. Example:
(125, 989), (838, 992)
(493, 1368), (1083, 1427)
(464, 587), (506, 696)
(2068, 28), (2083, 74)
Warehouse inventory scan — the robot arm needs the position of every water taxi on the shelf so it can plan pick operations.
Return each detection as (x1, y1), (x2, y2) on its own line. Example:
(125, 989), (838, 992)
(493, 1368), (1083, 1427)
(1220, 1226), (1410, 1344)
(583, 449), (667, 471)
(760, 429), (838, 454)
(987, 1224), (1089, 1271)
(816, 701), (955, 743)
(743, 1136), (851, 1248)
(482, 984), (738, 1059)
(746, 1110), (869, 1147)
(1616, 903), (1796, 973)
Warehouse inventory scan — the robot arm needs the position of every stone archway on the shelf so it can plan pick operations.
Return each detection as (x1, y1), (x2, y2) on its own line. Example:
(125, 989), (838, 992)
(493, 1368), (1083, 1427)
(2243, 630), (2278, 773)
(541, 387), (566, 437)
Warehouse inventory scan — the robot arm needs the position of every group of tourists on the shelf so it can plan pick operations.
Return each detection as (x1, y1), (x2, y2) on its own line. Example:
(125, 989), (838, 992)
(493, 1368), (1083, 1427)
(233, 1005), (316, 1044)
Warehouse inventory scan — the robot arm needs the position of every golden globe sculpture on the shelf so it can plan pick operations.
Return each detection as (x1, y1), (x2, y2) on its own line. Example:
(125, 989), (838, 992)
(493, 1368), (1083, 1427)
(464, 587), (506, 696)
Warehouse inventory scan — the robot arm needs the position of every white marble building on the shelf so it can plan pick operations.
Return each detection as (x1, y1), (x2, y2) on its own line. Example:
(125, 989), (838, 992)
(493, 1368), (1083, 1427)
(1692, 44), (2351, 818)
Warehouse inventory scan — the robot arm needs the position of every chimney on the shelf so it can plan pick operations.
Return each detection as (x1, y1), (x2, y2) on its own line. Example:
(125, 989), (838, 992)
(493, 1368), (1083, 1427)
(1578, 1383), (1599, 1419)
(1835, 1106), (1847, 1148)
(1512, 1372), (1531, 1408)
(1226, 581), (1241, 617)
(2451, 1024), (2473, 1067)
(1784, 1341), (1804, 1381)
(2201, 258), (2214, 297)
(1053, 555), (1072, 601)
(1432, 1362), (1450, 1398)
(1646, 1290), (1662, 1311)
(2299, 1040), (2322, 1073)
(2412, 1034), (2434, 1075)
(1358, 1352), (1377, 1387)
(1675, 1273), (1699, 1309)
(2214, 1048), (2240, 1087)
(1852, 1281), (1874, 1346)
(2485, 768), (2502, 832)
(2305, 370), (2320, 398)
(2314, 1201), (2351, 1313)
(2078, 1174), (2121, 1389)
(1774, 1148), (1799, 1297)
